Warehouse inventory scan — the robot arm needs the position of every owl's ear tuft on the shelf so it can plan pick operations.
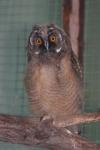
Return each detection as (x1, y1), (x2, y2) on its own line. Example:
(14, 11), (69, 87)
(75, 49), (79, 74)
(32, 24), (40, 31)
(48, 23), (55, 28)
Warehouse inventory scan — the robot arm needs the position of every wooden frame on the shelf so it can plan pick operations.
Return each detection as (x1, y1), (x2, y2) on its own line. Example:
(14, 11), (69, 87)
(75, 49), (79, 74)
(63, 0), (84, 64)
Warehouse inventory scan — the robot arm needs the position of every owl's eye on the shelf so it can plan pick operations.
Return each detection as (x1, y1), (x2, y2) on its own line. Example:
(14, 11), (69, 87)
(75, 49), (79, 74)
(49, 34), (56, 43)
(35, 37), (43, 46)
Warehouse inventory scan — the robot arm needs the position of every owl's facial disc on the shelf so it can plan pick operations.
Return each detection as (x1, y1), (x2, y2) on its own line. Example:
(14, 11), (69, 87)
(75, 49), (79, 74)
(29, 25), (63, 56)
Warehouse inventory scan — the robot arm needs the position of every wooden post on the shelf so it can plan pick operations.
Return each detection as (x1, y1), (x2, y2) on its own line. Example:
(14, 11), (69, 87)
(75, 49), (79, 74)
(63, 0), (85, 64)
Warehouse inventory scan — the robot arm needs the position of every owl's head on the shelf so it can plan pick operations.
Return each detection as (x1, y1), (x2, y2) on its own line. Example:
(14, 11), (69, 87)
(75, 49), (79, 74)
(27, 24), (71, 61)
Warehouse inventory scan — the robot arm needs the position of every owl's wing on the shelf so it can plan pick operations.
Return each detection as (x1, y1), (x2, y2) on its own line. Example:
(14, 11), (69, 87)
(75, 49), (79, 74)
(71, 51), (83, 80)
(71, 50), (84, 115)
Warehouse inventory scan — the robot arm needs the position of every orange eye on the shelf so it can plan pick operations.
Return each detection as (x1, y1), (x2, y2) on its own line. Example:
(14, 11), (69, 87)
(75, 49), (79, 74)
(49, 35), (56, 43)
(35, 37), (42, 45)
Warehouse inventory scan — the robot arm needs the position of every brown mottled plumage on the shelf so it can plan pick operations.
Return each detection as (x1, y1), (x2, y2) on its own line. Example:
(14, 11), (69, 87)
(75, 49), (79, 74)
(25, 24), (83, 133)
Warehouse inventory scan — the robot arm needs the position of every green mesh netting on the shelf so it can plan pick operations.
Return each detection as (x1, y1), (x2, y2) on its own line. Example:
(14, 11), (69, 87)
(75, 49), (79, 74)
(0, 0), (62, 149)
(83, 0), (100, 144)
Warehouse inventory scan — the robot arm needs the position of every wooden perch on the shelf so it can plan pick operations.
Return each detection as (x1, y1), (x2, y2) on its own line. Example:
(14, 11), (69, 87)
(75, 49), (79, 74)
(0, 113), (100, 150)
(53, 112), (100, 127)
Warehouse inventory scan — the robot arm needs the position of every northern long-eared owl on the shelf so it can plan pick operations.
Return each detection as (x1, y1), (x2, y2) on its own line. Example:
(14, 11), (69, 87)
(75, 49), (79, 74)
(25, 24), (83, 133)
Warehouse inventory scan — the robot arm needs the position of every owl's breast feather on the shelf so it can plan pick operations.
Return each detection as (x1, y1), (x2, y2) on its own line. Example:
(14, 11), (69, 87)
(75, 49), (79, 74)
(25, 56), (83, 120)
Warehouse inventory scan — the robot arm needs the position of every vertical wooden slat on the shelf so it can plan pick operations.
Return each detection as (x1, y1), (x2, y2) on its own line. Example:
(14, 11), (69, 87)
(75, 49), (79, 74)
(63, 0), (85, 64)
(78, 0), (85, 64)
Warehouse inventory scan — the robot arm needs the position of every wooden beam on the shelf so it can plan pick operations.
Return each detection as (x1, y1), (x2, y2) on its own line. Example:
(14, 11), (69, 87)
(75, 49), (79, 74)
(63, 0), (85, 64)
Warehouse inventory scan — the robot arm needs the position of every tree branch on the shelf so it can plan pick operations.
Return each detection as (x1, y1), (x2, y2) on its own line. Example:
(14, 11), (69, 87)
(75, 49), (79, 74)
(53, 112), (100, 127)
(0, 113), (100, 150)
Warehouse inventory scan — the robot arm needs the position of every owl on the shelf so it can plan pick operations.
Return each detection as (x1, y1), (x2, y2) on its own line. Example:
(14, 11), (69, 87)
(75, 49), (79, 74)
(25, 24), (83, 133)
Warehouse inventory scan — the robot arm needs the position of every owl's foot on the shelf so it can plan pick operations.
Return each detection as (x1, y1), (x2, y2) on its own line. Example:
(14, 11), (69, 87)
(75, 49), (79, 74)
(40, 115), (51, 121)
(40, 115), (53, 125)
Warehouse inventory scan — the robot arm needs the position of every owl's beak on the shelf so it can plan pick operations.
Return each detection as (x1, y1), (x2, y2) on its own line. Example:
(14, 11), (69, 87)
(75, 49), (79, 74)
(44, 41), (49, 51)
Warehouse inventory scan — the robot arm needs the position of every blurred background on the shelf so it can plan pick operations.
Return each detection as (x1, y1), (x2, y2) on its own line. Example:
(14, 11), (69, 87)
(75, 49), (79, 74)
(0, 0), (100, 149)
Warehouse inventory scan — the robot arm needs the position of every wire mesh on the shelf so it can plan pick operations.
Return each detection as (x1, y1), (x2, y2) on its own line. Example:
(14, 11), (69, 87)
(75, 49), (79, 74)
(83, 0), (100, 144)
(0, 0), (62, 149)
